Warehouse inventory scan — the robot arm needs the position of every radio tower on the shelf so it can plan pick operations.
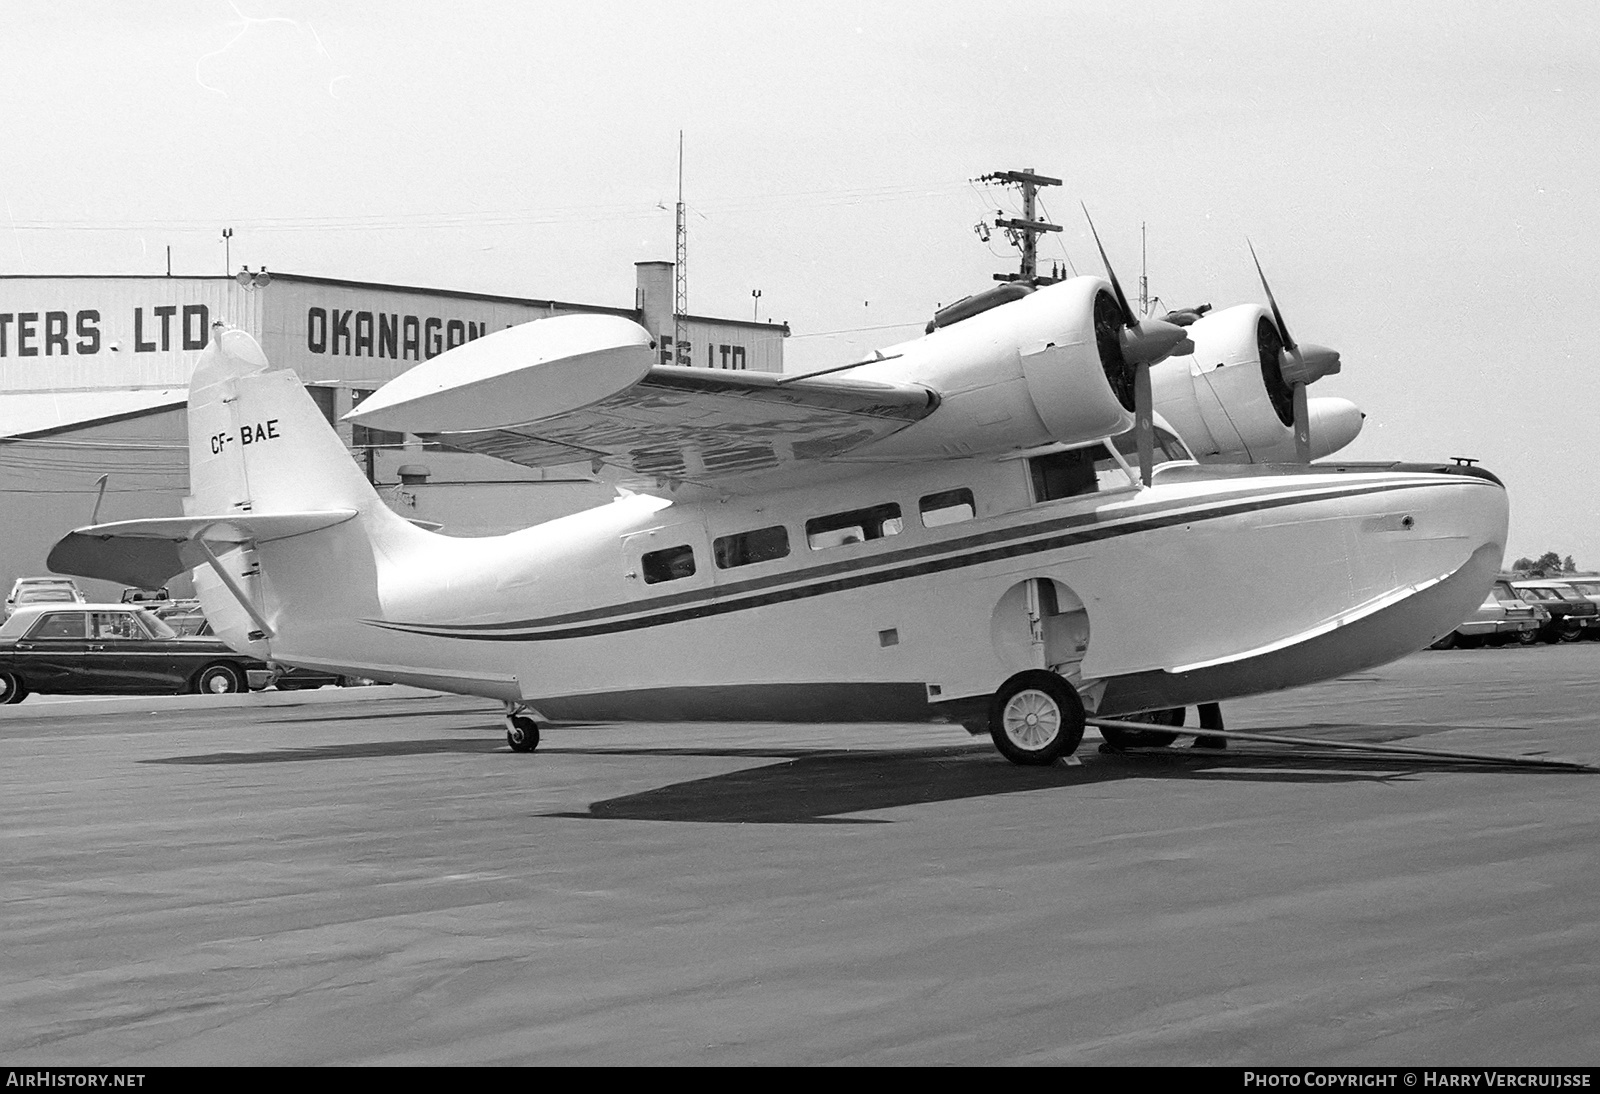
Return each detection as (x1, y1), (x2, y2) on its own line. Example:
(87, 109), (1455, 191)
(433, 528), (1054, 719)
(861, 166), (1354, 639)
(674, 131), (688, 365)
(976, 168), (1062, 285)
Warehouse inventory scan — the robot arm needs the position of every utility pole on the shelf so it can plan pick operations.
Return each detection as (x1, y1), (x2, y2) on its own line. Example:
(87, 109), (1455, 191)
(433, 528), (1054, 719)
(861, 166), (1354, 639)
(221, 227), (233, 276)
(674, 131), (688, 366)
(976, 169), (1062, 285)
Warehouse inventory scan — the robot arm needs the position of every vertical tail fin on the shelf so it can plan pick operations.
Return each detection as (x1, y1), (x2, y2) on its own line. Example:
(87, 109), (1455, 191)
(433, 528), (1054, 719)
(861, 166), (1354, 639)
(186, 326), (392, 519)
(50, 327), (426, 659)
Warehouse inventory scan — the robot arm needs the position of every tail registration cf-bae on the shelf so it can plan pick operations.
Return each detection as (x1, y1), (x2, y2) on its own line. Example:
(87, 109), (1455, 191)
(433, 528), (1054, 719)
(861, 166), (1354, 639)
(46, 275), (1506, 764)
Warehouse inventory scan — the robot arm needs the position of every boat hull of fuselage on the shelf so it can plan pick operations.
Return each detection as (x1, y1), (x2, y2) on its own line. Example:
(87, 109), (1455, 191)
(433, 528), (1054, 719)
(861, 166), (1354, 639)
(255, 465), (1507, 725)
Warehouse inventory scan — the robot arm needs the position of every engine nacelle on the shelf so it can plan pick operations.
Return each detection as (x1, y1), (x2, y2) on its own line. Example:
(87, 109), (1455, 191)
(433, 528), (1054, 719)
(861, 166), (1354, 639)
(857, 276), (1137, 458)
(1150, 303), (1362, 462)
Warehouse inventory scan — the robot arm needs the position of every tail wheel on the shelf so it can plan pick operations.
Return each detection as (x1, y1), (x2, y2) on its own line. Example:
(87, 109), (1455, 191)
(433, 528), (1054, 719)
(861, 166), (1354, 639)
(194, 663), (244, 695)
(989, 670), (1085, 766)
(1099, 707), (1184, 750)
(0, 671), (28, 705)
(506, 714), (541, 753)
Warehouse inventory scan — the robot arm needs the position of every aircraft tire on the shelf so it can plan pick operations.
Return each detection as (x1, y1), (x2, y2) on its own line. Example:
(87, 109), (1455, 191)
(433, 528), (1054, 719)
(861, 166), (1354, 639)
(0, 671), (27, 705)
(506, 714), (540, 753)
(193, 663), (244, 695)
(989, 670), (1084, 766)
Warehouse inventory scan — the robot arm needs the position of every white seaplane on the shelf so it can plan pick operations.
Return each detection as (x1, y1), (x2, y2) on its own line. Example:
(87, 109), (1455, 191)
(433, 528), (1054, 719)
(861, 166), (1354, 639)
(44, 246), (1508, 766)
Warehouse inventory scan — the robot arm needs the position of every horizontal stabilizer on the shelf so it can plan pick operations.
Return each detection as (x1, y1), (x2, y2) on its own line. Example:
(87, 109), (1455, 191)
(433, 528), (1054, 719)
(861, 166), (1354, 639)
(48, 510), (358, 588)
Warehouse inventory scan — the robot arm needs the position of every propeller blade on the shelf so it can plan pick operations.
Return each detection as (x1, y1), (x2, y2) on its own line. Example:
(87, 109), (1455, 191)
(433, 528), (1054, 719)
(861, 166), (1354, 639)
(1293, 381), (1311, 462)
(1083, 204), (1139, 328)
(1135, 362), (1154, 486)
(1247, 239), (1297, 353)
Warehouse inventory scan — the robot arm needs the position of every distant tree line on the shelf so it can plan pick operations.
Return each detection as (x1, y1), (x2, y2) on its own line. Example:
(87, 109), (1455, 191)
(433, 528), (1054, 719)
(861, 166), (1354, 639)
(1510, 551), (1580, 576)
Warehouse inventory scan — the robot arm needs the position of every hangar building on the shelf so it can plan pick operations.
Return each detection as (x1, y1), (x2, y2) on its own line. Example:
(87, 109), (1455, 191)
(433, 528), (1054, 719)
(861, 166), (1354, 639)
(0, 262), (786, 599)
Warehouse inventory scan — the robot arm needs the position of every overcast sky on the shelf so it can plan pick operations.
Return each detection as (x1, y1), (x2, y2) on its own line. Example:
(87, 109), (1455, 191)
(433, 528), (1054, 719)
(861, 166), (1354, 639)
(5, 0), (1596, 564)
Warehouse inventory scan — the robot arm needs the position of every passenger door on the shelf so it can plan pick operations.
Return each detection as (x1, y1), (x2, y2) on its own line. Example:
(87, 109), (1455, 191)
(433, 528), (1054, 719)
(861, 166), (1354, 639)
(86, 610), (181, 693)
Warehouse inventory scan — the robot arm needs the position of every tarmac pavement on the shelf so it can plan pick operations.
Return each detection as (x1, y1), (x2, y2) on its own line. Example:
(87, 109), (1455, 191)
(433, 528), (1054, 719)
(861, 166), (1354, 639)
(2, 645), (1597, 1065)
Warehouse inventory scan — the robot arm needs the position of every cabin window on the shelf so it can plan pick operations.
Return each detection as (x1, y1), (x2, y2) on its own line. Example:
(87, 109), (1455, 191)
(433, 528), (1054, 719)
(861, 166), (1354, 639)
(806, 503), (903, 549)
(1029, 444), (1125, 502)
(919, 488), (975, 528)
(714, 525), (790, 569)
(25, 612), (88, 639)
(641, 544), (697, 584)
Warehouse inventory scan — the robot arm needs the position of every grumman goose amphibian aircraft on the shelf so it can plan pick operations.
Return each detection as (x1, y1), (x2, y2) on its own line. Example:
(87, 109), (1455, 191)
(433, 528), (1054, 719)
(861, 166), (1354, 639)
(44, 266), (1506, 766)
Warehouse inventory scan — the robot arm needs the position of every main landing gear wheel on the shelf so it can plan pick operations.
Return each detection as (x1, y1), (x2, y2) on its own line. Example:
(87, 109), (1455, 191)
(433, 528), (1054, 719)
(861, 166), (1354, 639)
(193, 663), (244, 695)
(0, 671), (27, 705)
(989, 670), (1085, 766)
(1099, 707), (1184, 751)
(506, 713), (541, 753)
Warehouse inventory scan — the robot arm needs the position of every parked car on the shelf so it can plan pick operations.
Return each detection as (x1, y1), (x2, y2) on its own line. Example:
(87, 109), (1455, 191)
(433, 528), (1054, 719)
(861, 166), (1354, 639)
(4, 577), (86, 621)
(120, 587), (171, 604)
(1430, 579), (1546, 648)
(0, 603), (269, 704)
(183, 618), (365, 689)
(1556, 578), (1600, 639)
(1511, 581), (1600, 643)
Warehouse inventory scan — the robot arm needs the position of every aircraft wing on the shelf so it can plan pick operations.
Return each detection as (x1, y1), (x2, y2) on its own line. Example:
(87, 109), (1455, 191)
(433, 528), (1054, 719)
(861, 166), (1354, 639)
(416, 366), (936, 483)
(344, 316), (937, 489)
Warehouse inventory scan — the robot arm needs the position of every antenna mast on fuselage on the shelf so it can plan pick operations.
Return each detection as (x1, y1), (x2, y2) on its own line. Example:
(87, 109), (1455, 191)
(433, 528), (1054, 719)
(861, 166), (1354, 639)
(674, 131), (688, 365)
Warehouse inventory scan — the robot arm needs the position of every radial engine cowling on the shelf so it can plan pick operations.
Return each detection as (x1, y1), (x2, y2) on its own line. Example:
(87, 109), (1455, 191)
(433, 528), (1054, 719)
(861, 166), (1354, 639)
(857, 276), (1140, 459)
(1150, 303), (1362, 462)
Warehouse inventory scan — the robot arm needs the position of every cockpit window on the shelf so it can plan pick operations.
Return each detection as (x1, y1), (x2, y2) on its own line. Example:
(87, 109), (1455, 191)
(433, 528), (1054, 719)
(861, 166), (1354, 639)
(1029, 444), (1128, 502)
(1111, 426), (1193, 465)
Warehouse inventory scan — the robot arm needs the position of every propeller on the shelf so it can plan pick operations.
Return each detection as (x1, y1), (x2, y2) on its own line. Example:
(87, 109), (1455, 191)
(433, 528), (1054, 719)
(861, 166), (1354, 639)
(1247, 241), (1341, 462)
(1082, 205), (1193, 486)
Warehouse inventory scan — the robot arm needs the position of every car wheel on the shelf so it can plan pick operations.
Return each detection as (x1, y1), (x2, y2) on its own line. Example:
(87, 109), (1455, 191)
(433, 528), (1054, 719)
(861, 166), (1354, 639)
(1516, 628), (1540, 646)
(0, 671), (27, 705)
(1429, 632), (1458, 650)
(194, 663), (244, 695)
(1099, 706), (1184, 750)
(1557, 621), (1584, 643)
(989, 670), (1085, 766)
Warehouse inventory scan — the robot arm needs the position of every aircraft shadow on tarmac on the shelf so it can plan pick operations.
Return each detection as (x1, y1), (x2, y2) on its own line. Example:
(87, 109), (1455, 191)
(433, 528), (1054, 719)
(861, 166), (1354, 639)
(142, 732), (508, 764)
(540, 742), (1504, 825)
(143, 725), (1570, 822)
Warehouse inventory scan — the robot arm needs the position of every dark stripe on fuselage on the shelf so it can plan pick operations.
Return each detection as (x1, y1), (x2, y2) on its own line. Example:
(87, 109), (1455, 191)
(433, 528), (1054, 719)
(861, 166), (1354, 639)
(367, 476), (1475, 643)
